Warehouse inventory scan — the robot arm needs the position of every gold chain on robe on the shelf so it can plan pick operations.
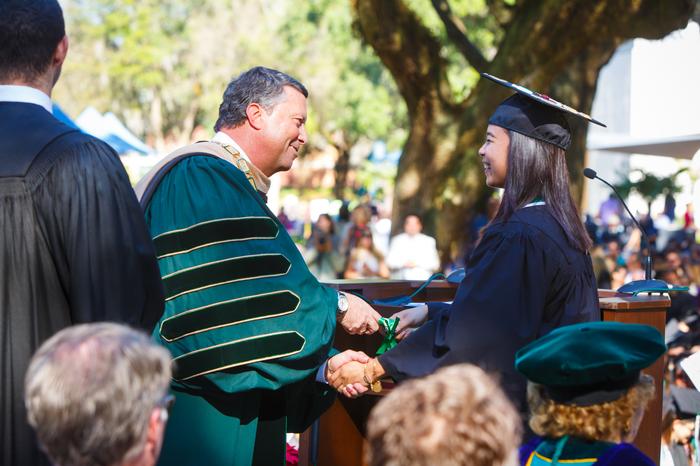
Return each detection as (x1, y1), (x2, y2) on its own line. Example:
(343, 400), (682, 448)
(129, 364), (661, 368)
(213, 142), (258, 192)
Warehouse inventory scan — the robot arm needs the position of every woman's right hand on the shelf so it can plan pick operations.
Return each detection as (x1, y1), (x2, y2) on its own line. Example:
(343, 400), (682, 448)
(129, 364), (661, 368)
(392, 304), (429, 340)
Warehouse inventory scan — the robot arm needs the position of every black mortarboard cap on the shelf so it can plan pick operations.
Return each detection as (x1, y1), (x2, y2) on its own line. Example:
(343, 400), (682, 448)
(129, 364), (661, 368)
(515, 321), (666, 406)
(670, 385), (700, 419)
(482, 73), (606, 151)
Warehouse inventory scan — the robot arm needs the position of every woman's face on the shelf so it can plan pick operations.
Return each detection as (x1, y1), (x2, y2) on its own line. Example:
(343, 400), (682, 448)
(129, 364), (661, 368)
(318, 215), (331, 232)
(478, 125), (510, 188)
(352, 207), (369, 226)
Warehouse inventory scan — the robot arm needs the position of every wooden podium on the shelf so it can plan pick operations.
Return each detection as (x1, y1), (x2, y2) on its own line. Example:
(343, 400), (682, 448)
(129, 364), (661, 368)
(298, 280), (669, 466)
(597, 289), (670, 465)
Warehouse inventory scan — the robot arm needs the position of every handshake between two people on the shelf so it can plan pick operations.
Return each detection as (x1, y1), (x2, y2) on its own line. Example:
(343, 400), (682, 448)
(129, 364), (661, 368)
(324, 301), (430, 399)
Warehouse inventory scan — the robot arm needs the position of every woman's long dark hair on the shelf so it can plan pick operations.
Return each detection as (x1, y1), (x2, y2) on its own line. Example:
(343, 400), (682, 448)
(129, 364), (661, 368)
(490, 130), (592, 252)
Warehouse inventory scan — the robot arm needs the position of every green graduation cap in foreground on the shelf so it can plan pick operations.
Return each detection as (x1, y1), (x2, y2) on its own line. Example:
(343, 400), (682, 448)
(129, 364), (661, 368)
(515, 321), (666, 406)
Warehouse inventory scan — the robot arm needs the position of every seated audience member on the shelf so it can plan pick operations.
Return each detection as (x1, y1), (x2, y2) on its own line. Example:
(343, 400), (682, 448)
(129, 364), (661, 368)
(686, 244), (700, 285)
(604, 238), (622, 266)
(306, 213), (342, 281)
(366, 364), (521, 466)
(590, 245), (612, 289)
(599, 194), (621, 227)
(661, 386), (700, 466)
(610, 265), (628, 290)
(340, 204), (373, 258)
(344, 230), (390, 279)
(584, 214), (599, 244)
(386, 214), (440, 280)
(24, 323), (173, 466)
(660, 268), (697, 323)
(517, 321), (666, 466)
(666, 251), (690, 286)
(624, 252), (646, 283)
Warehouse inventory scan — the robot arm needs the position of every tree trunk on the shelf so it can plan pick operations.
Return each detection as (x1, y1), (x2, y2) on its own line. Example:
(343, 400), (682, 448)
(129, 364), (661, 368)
(331, 130), (352, 199)
(176, 101), (200, 147)
(333, 147), (351, 200)
(149, 90), (166, 152)
(353, 0), (694, 263)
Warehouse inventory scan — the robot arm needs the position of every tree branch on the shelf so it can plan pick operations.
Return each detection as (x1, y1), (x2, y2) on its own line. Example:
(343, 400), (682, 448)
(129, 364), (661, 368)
(430, 0), (489, 71)
(486, 0), (695, 88)
(352, 0), (452, 112)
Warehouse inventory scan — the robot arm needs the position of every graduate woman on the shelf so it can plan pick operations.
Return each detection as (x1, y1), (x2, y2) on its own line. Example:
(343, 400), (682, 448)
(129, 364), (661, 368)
(330, 74), (602, 417)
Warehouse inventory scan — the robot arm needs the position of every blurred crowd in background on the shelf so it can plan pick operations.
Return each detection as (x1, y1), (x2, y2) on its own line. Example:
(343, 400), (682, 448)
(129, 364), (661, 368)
(583, 195), (700, 465)
(290, 202), (440, 283)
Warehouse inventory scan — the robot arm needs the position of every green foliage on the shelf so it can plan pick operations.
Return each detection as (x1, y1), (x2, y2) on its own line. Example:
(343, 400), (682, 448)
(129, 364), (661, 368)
(61, 0), (198, 138)
(354, 159), (398, 197)
(402, 0), (502, 101)
(56, 0), (406, 154)
(278, 0), (407, 150)
(614, 168), (688, 207)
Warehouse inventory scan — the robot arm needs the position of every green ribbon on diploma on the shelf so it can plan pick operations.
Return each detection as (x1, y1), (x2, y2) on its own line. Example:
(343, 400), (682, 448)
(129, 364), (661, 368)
(376, 317), (400, 355)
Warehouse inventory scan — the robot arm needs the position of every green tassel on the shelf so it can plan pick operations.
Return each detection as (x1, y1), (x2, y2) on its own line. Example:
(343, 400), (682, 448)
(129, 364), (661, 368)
(375, 317), (400, 355)
(550, 435), (569, 466)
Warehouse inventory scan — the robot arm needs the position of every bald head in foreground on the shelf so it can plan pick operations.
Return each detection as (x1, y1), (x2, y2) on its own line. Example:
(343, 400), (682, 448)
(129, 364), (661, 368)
(25, 323), (173, 466)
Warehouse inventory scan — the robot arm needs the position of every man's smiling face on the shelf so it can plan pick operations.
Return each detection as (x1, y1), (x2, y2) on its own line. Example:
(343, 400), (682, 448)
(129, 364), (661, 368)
(259, 85), (307, 175)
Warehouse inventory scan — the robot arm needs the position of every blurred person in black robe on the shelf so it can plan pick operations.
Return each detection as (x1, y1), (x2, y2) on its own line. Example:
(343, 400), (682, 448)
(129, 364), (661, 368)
(328, 74), (601, 421)
(0, 2), (163, 465)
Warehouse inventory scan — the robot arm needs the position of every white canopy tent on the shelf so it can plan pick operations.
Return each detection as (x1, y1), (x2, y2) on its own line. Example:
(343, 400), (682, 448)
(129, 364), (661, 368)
(588, 133), (700, 160)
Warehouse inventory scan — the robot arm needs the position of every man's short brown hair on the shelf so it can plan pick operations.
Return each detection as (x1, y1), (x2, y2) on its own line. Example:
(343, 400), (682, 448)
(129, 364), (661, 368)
(366, 364), (521, 466)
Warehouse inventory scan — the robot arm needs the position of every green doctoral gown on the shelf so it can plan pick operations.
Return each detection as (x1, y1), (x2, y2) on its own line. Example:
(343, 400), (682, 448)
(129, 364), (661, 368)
(140, 145), (338, 466)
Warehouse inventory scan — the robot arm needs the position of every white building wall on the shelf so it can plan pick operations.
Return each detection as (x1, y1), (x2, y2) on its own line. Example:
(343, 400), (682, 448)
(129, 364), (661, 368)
(586, 21), (700, 220)
(586, 41), (632, 214)
(629, 22), (700, 138)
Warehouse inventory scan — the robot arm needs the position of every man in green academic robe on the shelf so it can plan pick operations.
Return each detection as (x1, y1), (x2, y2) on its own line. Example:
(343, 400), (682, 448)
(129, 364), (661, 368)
(136, 67), (380, 466)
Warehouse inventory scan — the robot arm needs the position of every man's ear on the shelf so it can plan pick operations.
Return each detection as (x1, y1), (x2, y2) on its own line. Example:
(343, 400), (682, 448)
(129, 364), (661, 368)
(245, 103), (266, 130)
(53, 36), (69, 68)
(140, 408), (167, 465)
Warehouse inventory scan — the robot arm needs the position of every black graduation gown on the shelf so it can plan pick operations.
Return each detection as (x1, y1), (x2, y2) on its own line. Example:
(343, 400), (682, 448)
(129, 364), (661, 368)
(379, 205), (600, 413)
(0, 102), (163, 466)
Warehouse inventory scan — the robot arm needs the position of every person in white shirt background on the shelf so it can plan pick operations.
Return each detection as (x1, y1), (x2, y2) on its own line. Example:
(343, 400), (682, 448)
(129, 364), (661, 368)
(386, 214), (441, 280)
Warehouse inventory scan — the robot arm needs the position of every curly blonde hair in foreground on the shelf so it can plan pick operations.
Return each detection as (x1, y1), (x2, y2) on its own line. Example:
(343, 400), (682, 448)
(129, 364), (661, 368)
(527, 375), (655, 442)
(366, 364), (521, 466)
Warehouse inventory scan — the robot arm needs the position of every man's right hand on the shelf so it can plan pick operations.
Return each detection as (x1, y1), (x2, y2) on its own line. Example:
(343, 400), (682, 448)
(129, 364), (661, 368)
(339, 293), (381, 335)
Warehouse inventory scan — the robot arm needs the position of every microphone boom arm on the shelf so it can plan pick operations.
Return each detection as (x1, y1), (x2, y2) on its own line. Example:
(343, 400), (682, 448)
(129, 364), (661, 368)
(593, 175), (652, 280)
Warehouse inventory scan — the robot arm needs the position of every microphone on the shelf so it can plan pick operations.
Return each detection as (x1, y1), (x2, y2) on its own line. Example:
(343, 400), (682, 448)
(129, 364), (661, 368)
(583, 168), (683, 295)
(583, 168), (652, 279)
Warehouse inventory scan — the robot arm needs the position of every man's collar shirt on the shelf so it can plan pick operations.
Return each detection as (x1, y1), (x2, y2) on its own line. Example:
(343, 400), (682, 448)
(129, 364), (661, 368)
(0, 85), (53, 113)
